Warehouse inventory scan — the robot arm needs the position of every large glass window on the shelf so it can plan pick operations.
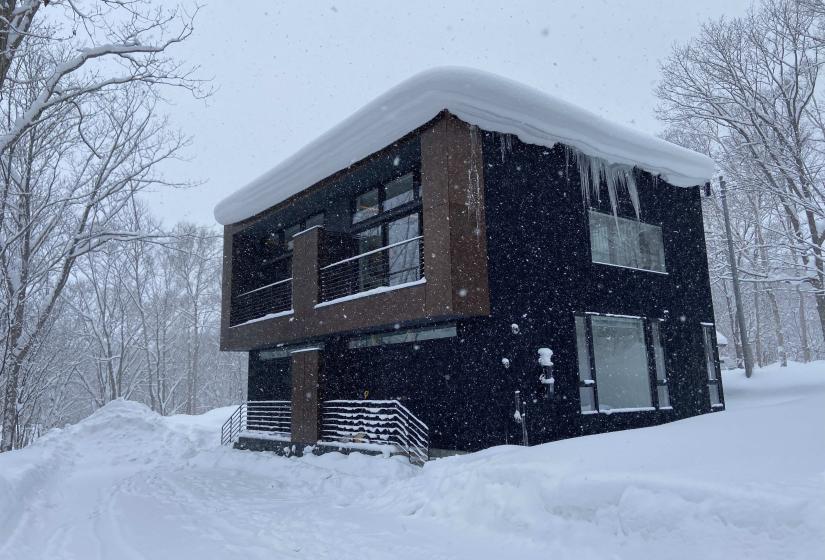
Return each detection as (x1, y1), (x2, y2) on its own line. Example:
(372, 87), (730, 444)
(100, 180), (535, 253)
(575, 313), (675, 413)
(352, 172), (419, 225)
(387, 214), (420, 285)
(702, 323), (724, 407)
(589, 210), (666, 273)
(346, 171), (423, 292)
(355, 227), (384, 290)
(353, 189), (379, 223)
(590, 316), (652, 410)
(383, 173), (415, 211)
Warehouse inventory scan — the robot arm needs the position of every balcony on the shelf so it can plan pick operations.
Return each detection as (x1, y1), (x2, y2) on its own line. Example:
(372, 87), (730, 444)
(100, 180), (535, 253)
(222, 222), (489, 351)
(319, 236), (424, 303)
(230, 277), (292, 326)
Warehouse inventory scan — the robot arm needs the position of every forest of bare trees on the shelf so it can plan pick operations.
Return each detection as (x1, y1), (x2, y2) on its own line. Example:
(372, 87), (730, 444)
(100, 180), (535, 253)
(0, 1), (243, 451)
(1, 0), (824, 452)
(658, 0), (825, 369)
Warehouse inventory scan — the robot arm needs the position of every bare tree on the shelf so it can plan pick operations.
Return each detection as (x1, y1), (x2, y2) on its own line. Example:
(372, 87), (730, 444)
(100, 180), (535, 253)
(657, 0), (825, 366)
(0, 1), (198, 450)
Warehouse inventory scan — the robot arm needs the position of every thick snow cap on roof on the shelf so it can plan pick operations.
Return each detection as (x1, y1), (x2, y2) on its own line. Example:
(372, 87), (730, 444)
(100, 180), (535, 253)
(214, 67), (715, 225)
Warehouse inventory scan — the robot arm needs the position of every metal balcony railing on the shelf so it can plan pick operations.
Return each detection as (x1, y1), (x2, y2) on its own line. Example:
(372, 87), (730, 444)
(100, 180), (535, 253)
(319, 236), (424, 303)
(320, 400), (429, 465)
(230, 278), (292, 326)
(220, 400), (292, 446)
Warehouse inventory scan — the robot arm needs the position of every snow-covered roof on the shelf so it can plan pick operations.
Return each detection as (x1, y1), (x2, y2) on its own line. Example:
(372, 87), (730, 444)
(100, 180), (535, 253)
(214, 67), (715, 225)
(716, 331), (728, 346)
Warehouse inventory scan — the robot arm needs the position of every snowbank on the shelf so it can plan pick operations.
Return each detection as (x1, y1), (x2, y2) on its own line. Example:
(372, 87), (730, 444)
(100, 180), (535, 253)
(1, 364), (823, 560)
(214, 66), (715, 225)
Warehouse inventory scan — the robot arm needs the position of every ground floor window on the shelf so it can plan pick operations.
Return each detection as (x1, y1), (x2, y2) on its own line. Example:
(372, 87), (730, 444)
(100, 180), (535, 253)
(348, 324), (456, 349)
(575, 313), (671, 413)
(651, 320), (671, 408)
(701, 323), (724, 408)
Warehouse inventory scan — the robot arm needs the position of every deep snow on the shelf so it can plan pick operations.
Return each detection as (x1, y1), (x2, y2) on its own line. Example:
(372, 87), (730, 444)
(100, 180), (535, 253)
(0, 362), (823, 560)
(213, 67), (715, 225)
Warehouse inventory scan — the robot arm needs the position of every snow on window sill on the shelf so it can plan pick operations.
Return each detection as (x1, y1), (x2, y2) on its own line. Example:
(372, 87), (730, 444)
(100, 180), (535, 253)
(582, 406), (658, 416)
(229, 309), (294, 328)
(592, 260), (669, 276)
(314, 278), (426, 308)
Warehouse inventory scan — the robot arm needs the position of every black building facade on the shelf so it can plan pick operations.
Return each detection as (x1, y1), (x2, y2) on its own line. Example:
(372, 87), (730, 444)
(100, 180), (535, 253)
(218, 103), (724, 457)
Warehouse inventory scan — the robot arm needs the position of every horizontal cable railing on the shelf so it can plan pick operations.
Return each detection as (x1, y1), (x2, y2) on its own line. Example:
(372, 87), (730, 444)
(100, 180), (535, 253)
(319, 236), (424, 302)
(220, 400), (292, 446)
(320, 399), (429, 465)
(230, 277), (292, 326)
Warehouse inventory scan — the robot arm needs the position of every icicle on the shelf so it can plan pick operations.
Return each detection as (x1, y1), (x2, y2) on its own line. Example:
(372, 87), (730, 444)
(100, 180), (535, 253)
(573, 149), (641, 220)
(498, 133), (514, 162)
(466, 125), (483, 237)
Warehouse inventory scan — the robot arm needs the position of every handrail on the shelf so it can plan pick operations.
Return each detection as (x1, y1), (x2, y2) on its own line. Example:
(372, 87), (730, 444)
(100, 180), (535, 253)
(221, 399), (428, 465)
(318, 236), (424, 303)
(235, 277), (293, 298)
(230, 278), (293, 326)
(320, 236), (423, 270)
(220, 400), (291, 446)
(320, 399), (429, 465)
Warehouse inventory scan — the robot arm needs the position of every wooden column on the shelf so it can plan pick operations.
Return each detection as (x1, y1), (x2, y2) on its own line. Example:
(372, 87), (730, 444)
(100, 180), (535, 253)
(290, 348), (322, 445)
(291, 226), (322, 317)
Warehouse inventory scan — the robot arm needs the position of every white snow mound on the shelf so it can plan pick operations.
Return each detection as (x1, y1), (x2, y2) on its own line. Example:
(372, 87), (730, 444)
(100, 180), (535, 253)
(1, 364), (823, 560)
(214, 66), (715, 225)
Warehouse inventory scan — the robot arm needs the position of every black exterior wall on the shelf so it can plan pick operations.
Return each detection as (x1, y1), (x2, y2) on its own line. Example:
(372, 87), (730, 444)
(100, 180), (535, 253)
(245, 129), (723, 453)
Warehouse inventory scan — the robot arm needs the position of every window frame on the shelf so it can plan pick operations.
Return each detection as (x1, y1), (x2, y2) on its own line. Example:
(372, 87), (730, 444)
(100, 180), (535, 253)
(587, 209), (668, 275)
(575, 312), (673, 414)
(351, 170), (423, 233)
(348, 323), (457, 349)
(349, 171), (424, 290)
(701, 322), (725, 409)
(649, 319), (672, 409)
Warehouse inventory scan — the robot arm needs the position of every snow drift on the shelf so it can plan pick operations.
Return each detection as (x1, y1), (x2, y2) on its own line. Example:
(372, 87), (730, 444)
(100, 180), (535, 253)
(1, 363), (823, 560)
(214, 66), (715, 225)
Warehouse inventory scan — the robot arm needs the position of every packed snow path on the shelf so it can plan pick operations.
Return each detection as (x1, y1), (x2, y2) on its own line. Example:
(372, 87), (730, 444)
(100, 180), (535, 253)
(1, 363), (823, 560)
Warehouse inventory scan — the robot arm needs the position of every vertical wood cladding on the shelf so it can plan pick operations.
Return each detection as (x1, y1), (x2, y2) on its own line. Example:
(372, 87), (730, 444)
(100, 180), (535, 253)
(290, 349), (321, 444)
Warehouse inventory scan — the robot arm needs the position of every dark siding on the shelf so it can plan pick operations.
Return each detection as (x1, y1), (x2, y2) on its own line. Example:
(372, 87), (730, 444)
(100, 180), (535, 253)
(245, 129), (721, 452)
(478, 132), (719, 444)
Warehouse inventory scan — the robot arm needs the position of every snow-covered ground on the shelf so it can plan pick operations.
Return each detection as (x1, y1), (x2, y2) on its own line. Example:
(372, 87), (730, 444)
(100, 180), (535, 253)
(1, 362), (823, 560)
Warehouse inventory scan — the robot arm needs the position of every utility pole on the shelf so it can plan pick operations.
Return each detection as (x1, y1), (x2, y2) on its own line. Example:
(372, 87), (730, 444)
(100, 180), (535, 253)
(719, 176), (754, 378)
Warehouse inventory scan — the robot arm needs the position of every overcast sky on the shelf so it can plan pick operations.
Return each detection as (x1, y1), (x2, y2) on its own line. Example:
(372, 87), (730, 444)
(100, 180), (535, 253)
(148, 0), (752, 227)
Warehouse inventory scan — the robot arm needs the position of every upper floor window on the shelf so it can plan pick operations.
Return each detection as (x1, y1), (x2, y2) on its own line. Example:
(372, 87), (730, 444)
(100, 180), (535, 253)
(352, 172), (419, 224)
(588, 210), (666, 273)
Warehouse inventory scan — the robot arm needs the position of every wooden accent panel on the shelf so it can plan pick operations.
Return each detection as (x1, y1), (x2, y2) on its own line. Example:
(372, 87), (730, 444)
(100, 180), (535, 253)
(446, 117), (491, 316)
(219, 112), (491, 352)
(290, 349), (321, 444)
(220, 225), (233, 339)
(291, 227), (321, 314)
(420, 118), (453, 316)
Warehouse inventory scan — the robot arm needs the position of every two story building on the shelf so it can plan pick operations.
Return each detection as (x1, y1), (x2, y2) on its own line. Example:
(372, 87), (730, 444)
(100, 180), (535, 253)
(215, 67), (723, 461)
